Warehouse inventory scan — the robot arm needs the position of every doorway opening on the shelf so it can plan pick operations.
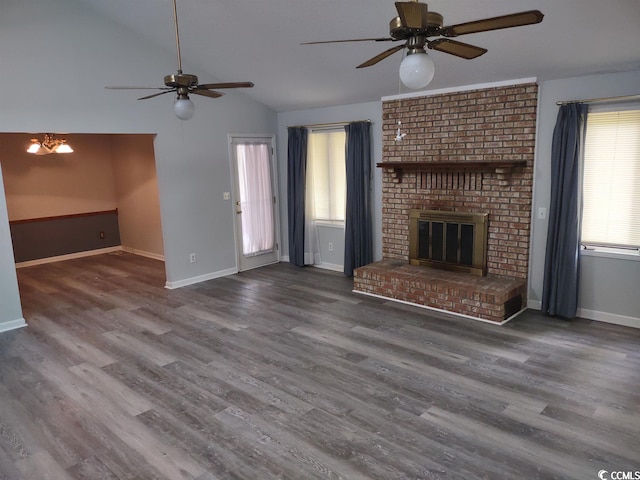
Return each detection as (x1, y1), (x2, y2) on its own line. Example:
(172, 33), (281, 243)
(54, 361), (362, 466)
(0, 131), (166, 323)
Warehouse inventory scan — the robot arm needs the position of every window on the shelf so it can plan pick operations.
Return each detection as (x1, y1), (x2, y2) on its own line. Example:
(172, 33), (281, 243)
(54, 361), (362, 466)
(582, 108), (640, 250)
(307, 129), (346, 222)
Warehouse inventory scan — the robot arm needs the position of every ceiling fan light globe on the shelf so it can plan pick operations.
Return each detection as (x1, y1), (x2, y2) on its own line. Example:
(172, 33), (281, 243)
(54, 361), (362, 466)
(174, 97), (195, 120)
(399, 52), (435, 90)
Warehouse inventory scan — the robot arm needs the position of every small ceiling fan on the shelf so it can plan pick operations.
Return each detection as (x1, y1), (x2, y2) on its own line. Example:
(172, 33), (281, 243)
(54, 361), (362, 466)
(303, 1), (543, 89)
(106, 0), (254, 120)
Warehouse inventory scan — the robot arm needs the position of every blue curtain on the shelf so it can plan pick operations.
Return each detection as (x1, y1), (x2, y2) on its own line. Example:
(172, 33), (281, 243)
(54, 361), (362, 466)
(344, 121), (373, 277)
(287, 127), (308, 266)
(542, 103), (588, 318)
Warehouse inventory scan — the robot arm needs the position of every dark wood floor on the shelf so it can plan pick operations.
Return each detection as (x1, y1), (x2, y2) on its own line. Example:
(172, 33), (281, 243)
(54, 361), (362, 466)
(1, 252), (639, 479)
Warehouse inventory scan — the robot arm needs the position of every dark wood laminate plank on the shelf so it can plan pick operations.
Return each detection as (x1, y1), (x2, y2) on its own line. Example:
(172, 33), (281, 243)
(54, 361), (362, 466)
(341, 405), (524, 480)
(135, 409), (268, 480)
(102, 330), (177, 367)
(65, 455), (120, 480)
(0, 357), (90, 470)
(213, 406), (375, 480)
(419, 405), (598, 479)
(2, 253), (640, 479)
(264, 406), (454, 480)
(12, 332), (206, 479)
(502, 403), (639, 465)
(68, 362), (154, 416)
(49, 330), (117, 368)
(292, 325), (550, 412)
(387, 407), (564, 479)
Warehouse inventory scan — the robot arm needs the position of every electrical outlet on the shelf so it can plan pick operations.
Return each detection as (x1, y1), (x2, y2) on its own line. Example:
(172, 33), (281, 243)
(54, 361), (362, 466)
(537, 207), (547, 220)
(223, 192), (231, 200)
(189, 253), (196, 263)
(328, 242), (334, 252)
(99, 231), (105, 239)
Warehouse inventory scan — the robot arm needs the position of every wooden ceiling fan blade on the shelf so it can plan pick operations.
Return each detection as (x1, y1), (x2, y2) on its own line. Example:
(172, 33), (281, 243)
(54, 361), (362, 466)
(428, 39), (487, 59)
(395, 1), (429, 29)
(192, 89), (224, 99)
(302, 38), (394, 45)
(137, 90), (175, 100)
(196, 82), (254, 90)
(106, 86), (171, 90)
(441, 10), (543, 37)
(357, 44), (406, 68)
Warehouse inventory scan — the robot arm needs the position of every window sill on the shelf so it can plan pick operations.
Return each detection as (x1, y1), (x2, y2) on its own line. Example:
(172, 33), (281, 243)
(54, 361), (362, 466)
(314, 220), (345, 229)
(581, 247), (640, 262)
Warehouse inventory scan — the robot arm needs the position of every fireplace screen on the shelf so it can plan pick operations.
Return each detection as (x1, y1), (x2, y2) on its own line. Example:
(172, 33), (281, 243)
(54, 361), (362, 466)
(409, 210), (488, 276)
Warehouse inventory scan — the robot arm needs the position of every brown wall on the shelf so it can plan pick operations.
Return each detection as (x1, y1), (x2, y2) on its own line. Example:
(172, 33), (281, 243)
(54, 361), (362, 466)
(0, 134), (118, 221)
(381, 83), (538, 279)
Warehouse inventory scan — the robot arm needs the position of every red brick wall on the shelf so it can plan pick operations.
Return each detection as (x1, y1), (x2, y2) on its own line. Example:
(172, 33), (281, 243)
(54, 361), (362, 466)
(381, 83), (538, 279)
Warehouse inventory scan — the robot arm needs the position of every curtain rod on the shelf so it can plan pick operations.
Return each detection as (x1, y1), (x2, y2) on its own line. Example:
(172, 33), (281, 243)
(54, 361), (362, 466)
(287, 119), (371, 129)
(556, 94), (640, 106)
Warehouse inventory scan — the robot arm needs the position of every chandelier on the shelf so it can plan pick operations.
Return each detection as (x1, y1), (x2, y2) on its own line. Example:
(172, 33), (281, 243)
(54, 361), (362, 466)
(27, 134), (74, 155)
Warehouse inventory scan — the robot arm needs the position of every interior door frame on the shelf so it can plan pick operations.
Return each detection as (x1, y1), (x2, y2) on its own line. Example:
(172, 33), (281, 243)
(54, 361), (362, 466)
(228, 133), (281, 272)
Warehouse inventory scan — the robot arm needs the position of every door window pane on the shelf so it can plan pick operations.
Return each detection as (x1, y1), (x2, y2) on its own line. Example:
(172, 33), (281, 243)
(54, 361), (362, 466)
(236, 143), (274, 256)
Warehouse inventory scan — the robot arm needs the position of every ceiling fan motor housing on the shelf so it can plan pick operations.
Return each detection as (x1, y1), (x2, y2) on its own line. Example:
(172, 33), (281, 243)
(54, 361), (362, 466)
(389, 12), (443, 40)
(164, 73), (199, 88)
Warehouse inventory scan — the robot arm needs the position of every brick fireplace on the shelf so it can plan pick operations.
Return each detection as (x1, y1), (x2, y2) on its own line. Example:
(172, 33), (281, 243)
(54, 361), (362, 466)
(354, 82), (538, 323)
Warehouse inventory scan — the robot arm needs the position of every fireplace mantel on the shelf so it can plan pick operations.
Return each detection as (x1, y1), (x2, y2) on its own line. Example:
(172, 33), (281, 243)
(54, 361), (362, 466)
(377, 160), (526, 182)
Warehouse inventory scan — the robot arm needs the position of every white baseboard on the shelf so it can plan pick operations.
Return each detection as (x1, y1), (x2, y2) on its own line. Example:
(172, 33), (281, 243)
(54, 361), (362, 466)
(527, 299), (639, 329)
(15, 246), (123, 268)
(121, 246), (165, 262)
(353, 290), (525, 326)
(0, 318), (27, 333)
(314, 262), (344, 273)
(278, 256), (341, 272)
(528, 299), (542, 310)
(577, 308), (640, 329)
(165, 267), (238, 289)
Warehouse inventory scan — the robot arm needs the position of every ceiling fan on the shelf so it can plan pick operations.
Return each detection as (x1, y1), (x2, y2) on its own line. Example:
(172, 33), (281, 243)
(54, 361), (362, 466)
(106, 0), (254, 120)
(303, 1), (543, 89)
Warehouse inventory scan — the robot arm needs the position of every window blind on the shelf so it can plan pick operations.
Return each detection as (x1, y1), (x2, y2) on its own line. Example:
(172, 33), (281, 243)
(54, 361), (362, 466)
(307, 130), (346, 222)
(582, 109), (640, 248)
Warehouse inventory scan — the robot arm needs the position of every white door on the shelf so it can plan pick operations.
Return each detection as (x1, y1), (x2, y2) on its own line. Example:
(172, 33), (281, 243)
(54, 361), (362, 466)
(229, 135), (280, 271)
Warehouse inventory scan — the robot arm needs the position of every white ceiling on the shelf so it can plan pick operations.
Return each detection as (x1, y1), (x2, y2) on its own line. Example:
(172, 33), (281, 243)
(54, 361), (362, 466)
(78, 0), (640, 112)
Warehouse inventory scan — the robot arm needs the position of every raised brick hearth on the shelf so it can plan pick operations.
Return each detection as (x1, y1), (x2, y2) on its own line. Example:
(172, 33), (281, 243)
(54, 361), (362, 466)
(354, 82), (537, 323)
(354, 260), (527, 323)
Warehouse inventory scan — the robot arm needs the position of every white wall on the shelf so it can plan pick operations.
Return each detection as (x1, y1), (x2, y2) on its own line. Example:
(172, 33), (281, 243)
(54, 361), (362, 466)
(530, 69), (640, 326)
(0, 167), (24, 331)
(0, 0), (276, 329)
(317, 224), (345, 271)
(112, 135), (164, 259)
(276, 102), (384, 262)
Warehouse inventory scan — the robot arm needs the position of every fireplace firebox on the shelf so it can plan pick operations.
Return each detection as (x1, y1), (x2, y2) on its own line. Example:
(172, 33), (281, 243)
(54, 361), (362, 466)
(409, 209), (488, 276)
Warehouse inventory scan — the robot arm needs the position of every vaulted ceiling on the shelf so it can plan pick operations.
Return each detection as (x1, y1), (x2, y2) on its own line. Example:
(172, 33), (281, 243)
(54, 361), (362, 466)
(77, 0), (640, 112)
